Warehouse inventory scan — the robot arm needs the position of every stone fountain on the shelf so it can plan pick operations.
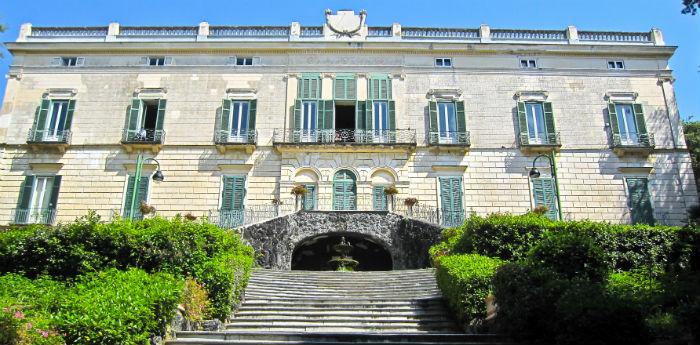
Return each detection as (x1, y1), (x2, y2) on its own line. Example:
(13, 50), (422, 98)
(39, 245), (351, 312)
(328, 236), (359, 271)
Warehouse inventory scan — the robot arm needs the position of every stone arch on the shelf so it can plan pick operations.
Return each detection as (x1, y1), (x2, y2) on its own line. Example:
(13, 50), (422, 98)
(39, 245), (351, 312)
(293, 167), (321, 183)
(331, 166), (362, 181)
(370, 167), (397, 185)
(291, 231), (394, 271)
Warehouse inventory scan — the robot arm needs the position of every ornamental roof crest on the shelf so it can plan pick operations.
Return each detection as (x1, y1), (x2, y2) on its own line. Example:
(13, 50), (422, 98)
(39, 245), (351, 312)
(325, 9), (367, 38)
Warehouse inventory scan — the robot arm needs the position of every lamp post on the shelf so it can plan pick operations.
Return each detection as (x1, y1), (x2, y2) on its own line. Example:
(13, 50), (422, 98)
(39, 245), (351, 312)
(528, 152), (563, 220)
(128, 153), (165, 220)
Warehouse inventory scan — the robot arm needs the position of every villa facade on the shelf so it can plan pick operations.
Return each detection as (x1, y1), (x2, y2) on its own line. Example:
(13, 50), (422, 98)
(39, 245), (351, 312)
(0, 10), (696, 229)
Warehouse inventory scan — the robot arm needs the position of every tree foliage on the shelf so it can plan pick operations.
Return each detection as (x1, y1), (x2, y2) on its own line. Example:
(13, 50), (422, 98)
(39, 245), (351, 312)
(683, 0), (700, 14)
(684, 121), (700, 193)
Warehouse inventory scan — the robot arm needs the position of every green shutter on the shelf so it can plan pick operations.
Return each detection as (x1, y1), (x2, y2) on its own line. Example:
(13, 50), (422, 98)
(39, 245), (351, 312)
(543, 102), (555, 139)
(221, 99), (232, 133)
(365, 100), (373, 131)
(127, 99), (142, 131)
(298, 74), (320, 99)
(517, 102), (528, 144)
(155, 99), (166, 130)
(322, 100), (334, 130)
(123, 175), (149, 218)
(48, 176), (62, 211)
(368, 76), (391, 100)
(633, 103), (647, 134)
(221, 176), (246, 211)
(302, 184), (316, 211)
(293, 99), (303, 131)
(16, 176), (35, 210)
(123, 175), (136, 218)
(608, 103), (620, 135)
(36, 99), (50, 131)
(248, 99), (257, 130)
(439, 177), (464, 227)
(388, 100), (396, 130)
(627, 178), (654, 225)
(373, 186), (388, 211)
(532, 178), (558, 220)
(334, 74), (356, 100)
(333, 171), (356, 211)
(429, 101), (438, 144)
(355, 100), (367, 130)
(456, 100), (466, 133)
(65, 100), (76, 130)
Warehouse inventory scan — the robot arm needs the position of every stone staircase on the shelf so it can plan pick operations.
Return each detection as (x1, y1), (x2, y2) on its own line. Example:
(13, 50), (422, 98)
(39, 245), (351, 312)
(167, 269), (509, 344)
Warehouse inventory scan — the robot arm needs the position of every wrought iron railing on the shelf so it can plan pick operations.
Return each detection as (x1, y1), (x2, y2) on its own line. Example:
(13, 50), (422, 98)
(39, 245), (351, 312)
(30, 27), (108, 37)
(367, 27), (392, 37)
(209, 26), (290, 37)
(428, 131), (470, 146)
(121, 129), (165, 144)
(27, 129), (71, 144)
(519, 132), (561, 146)
(119, 26), (198, 36)
(401, 27), (479, 39)
(214, 130), (257, 145)
(12, 208), (56, 225)
(491, 29), (566, 41)
(272, 129), (416, 145)
(578, 31), (652, 43)
(612, 133), (655, 148)
(300, 26), (323, 37)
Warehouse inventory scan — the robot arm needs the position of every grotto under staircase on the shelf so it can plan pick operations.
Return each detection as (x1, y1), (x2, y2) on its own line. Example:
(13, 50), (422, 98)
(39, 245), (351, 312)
(167, 268), (510, 344)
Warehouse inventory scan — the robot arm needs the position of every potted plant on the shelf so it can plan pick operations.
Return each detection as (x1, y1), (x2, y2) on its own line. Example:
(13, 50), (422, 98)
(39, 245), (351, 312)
(383, 185), (399, 211)
(184, 213), (197, 221)
(291, 185), (308, 211)
(404, 197), (418, 217)
(139, 201), (156, 217)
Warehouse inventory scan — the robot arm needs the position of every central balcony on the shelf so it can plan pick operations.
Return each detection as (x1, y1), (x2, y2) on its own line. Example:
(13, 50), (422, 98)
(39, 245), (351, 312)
(12, 208), (56, 225)
(214, 129), (258, 153)
(612, 133), (655, 156)
(272, 129), (417, 152)
(121, 129), (165, 153)
(519, 132), (561, 152)
(26, 129), (72, 153)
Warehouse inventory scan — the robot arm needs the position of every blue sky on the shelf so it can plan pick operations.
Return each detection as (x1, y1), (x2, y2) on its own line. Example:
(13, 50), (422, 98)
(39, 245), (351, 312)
(0, 0), (698, 118)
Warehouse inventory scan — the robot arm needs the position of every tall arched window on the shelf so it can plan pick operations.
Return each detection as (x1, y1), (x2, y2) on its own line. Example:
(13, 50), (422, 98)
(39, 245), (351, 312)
(333, 170), (357, 211)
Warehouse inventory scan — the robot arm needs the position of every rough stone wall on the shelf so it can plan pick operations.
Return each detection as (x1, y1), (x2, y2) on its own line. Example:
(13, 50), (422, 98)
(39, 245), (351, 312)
(240, 211), (443, 270)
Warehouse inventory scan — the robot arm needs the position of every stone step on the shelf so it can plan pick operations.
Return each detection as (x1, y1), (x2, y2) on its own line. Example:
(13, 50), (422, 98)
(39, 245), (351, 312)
(245, 283), (439, 290)
(243, 292), (442, 299)
(169, 331), (510, 344)
(236, 310), (449, 318)
(229, 314), (453, 322)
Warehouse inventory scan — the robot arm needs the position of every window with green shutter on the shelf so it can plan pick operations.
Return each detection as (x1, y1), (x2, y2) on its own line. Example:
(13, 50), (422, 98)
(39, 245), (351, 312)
(122, 175), (150, 220)
(626, 177), (654, 225)
(14, 175), (61, 224)
(124, 98), (166, 142)
(30, 99), (75, 143)
(219, 99), (256, 143)
(333, 170), (357, 211)
(220, 175), (246, 228)
(334, 74), (356, 100)
(428, 100), (467, 145)
(439, 177), (464, 227)
(368, 75), (392, 100)
(517, 101), (557, 146)
(531, 178), (559, 220)
(298, 73), (321, 100)
(373, 185), (388, 211)
(302, 184), (317, 211)
(608, 103), (650, 147)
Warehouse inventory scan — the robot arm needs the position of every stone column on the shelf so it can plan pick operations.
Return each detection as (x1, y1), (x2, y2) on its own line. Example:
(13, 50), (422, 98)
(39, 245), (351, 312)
(566, 25), (579, 44)
(479, 24), (490, 43)
(197, 22), (209, 41)
(106, 22), (119, 42)
(651, 28), (665, 46)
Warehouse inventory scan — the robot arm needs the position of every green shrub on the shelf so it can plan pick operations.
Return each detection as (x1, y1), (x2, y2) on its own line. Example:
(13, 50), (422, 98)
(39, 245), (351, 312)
(528, 229), (609, 281)
(492, 262), (567, 343)
(54, 268), (182, 345)
(0, 213), (255, 321)
(554, 280), (651, 345)
(607, 269), (662, 309)
(182, 278), (210, 323)
(434, 254), (503, 331)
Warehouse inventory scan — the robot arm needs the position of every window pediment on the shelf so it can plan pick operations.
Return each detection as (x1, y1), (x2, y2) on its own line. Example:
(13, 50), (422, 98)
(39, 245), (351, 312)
(427, 88), (462, 101)
(43, 88), (77, 99)
(515, 90), (548, 102)
(134, 88), (167, 99)
(226, 88), (257, 100)
(606, 91), (638, 102)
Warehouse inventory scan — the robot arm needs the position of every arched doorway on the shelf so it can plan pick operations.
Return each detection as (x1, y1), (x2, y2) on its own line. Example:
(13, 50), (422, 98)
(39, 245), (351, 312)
(291, 233), (393, 271)
(333, 170), (356, 210)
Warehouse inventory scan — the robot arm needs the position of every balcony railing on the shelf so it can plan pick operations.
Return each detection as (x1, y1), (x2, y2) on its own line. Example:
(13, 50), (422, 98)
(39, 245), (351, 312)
(214, 130), (257, 145)
(491, 29), (566, 41)
(519, 132), (561, 147)
(119, 26), (198, 37)
(401, 27), (479, 40)
(121, 129), (165, 144)
(209, 26), (290, 38)
(367, 27), (393, 37)
(428, 131), (470, 146)
(12, 208), (56, 225)
(30, 27), (108, 37)
(578, 31), (652, 43)
(272, 129), (416, 145)
(27, 129), (71, 144)
(300, 26), (323, 37)
(613, 133), (655, 148)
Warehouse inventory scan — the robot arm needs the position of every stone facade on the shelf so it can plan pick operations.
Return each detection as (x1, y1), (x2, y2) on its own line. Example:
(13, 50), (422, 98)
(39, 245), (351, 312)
(0, 10), (696, 235)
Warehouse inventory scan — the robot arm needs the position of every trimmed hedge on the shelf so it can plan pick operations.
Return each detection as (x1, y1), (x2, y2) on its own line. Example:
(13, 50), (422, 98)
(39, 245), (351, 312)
(0, 213), (254, 320)
(1, 269), (182, 345)
(434, 254), (503, 331)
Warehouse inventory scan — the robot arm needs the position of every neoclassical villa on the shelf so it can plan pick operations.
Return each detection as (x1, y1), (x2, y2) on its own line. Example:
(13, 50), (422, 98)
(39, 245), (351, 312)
(0, 10), (696, 232)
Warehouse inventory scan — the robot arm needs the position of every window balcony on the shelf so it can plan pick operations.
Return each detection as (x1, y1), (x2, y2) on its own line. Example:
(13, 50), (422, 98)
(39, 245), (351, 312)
(272, 129), (416, 152)
(26, 129), (71, 153)
(121, 129), (165, 153)
(519, 132), (561, 151)
(12, 208), (56, 225)
(612, 133), (655, 156)
(428, 131), (471, 148)
(214, 130), (257, 153)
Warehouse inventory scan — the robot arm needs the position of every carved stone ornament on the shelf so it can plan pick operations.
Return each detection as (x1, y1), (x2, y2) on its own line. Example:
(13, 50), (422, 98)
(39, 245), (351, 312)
(325, 9), (366, 37)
